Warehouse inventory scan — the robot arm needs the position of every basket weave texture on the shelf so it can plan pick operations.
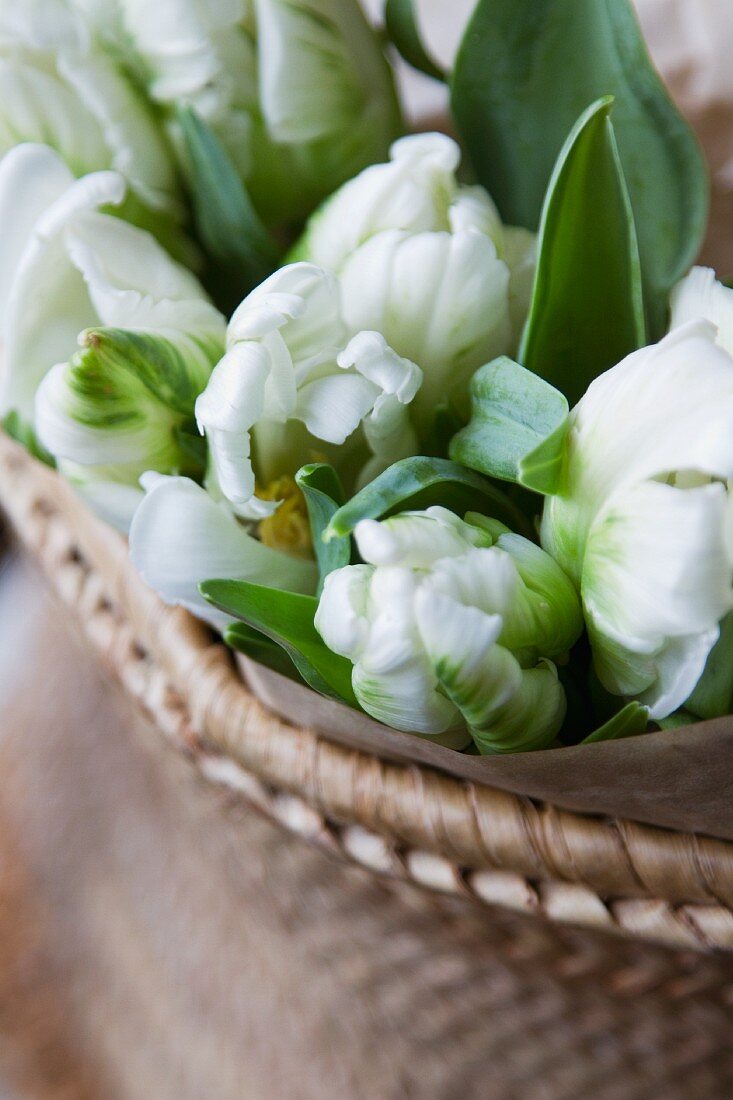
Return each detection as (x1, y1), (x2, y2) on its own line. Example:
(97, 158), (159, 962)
(2, 431), (733, 955)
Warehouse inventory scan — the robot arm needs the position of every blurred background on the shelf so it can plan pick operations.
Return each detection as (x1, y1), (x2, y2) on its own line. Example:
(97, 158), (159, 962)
(0, 2), (732, 1097)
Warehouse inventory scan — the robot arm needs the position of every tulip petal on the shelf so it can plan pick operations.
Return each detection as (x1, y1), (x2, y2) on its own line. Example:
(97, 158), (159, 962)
(0, 152), (126, 420)
(255, 0), (364, 143)
(129, 475), (318, 630)
(340, 229), (511, 432)
(314, 564), (372, 659)
(294, 132), (461, 272)
(195, 341), (272, 508)
(64, 212), (224, 333)
(296, 372), (379, 444)
(670, 266), (733, 359)
(355, 506), (489, 569)
(583, 479), (732, 715)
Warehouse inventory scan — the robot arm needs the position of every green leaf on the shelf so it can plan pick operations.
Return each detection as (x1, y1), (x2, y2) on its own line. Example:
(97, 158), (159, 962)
(685, 613), (733, 720)
(518, 98), (646, 405)
(384, 0), (445, 82)
(225, 621), (298, 680)
(295, 464), (350, 595)
(325, 456), (532, 541)
(451, 0), (708, 337)
(2, 411), (54, 467)
(582, 701), (649, 743)
(200, 579), (358, 708)
(450, 357), (569, 495)
(656, 711), (697, 730)
(177, 106), (281, 312)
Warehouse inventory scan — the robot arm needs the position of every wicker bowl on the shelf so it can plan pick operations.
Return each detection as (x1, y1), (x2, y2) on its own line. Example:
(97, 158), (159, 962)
(2, 430), (733, 958)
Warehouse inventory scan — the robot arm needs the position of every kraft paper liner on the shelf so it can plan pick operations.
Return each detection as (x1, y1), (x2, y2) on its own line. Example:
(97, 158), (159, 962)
(239, 655), (733, 841)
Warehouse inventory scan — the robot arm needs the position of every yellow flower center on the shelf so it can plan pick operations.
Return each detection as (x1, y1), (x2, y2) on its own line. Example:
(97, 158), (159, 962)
(256, 476), (313, 559)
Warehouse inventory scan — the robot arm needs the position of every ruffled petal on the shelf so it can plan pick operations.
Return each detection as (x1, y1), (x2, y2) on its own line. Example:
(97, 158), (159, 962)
(339, 229), (511, 433)
(64, 212), (223, 333)
(295, 372), (379, 444)
(583, 479), (733, 713)
(228, 263), (344, 363)
(195, 341), (272, 507)
(295, 132), (461, 272)
(354, 507), (488, 569)
(314, 564), (373, 659)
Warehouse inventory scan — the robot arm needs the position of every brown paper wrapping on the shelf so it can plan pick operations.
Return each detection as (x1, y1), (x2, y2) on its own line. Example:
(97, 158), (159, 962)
(239, 655), (733, 841)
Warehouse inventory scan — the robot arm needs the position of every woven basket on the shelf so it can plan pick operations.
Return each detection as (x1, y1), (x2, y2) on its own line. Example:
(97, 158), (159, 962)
(2, 431), (733, 960)
(5, 431), (733, 1096)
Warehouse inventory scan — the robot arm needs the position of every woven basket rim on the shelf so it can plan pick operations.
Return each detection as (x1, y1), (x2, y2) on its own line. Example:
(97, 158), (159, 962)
(2, 431), (733, 952)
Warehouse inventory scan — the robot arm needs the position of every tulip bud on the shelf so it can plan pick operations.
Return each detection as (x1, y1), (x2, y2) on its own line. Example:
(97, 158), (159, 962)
(291, 134), (536, 430)
(81, 0), (402, 227)
(315, 507), (582, 752)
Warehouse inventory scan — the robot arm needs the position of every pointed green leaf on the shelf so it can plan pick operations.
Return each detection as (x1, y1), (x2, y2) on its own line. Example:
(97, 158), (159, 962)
(450, 357), (568, 495)
(384, 0), (445, 82)
(582, 701), (649, 743)
(225, 621), (298, 680)
(295, 464), (350, 595)
(325, 456), (531, 541)
(451, 0), (708, 337)
(177, 106), (281, 312)
(518, 98), (646, 405)
(200, 579), (358, 707)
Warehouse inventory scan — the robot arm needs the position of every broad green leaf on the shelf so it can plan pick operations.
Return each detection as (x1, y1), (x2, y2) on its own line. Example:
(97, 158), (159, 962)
(200, 579), (358, 707)
(325, 456), (531, 541)
(451, 0), (708, 337)
(518, 98), (646, 405)
(582, 702), (649, 743)
(296, 464), (350, 595)
(384, 0), (445, 82)
(685, 613), (733, 720)
(225, 621), (298, 680)
(450, 357), (568, 495)
(177, 106), (281, 312)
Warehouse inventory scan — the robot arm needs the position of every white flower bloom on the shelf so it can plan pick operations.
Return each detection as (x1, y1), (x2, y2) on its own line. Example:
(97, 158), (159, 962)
(315, 507), (582, 752)
(196, 263), (422, 517)
(0, 0), (184, 232)
(129, 474), (318, 631)
(0, 145), (224, 529)
(291, 134), (535, 425)
(670, 266), (733, 357)
(83, 0), (401, 226)
(541, 321), (733, 718)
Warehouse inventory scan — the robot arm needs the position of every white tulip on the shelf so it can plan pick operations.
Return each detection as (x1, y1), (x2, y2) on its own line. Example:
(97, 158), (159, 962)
(315, 507), (582, 752)
(83, 0), (401, 226)
(0, 0), (184, 236)
(129, 474), (318, 630)
(291, 134), (535, 426)
(0, 145), (224, 529)
(541, 320), (733, 718)
(195, 263), (422, 518)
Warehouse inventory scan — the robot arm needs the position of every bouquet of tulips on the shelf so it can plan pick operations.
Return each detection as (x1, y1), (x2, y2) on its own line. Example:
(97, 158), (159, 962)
(3, 0), (730, 756)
